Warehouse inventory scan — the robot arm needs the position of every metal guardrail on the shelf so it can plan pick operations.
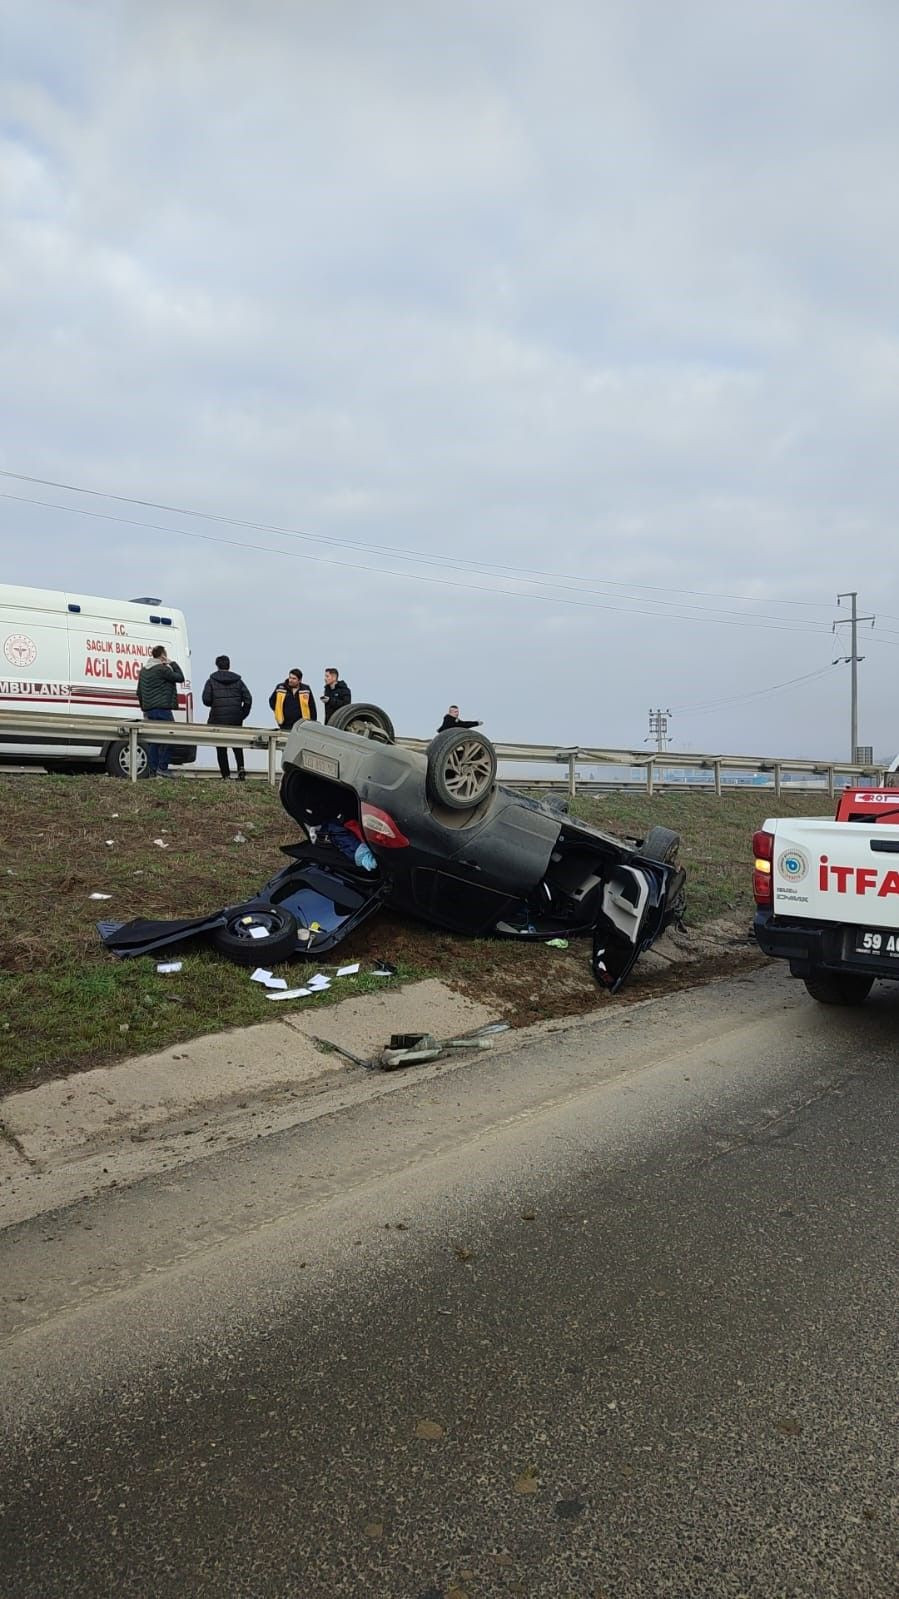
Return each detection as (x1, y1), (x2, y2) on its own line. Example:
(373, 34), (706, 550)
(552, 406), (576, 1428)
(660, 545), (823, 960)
(0, 709), (887, 793)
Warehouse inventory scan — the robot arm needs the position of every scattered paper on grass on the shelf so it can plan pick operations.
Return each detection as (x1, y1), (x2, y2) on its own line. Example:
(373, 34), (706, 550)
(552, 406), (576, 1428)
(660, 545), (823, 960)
(153, 838), (169, 849)
(336, 963), (360, 977)
(307, 974), (331, 991)
(156, 962), (183, 975)
(546, 938), (569, 949)
(233, 832), (248, 844)
(89, 892), (112, 900)
(371, 962), (397, 978)
(105, 840), (115, 847)
(267, 988), (312, 1001)
(250, 969), (288, 990)
(414, 1419), (445, 1440)
(248, 926), (270, 940)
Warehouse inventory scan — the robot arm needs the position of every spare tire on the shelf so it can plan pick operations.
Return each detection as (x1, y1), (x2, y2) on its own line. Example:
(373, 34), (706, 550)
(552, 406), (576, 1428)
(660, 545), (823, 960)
(327, 703), (395, 743)
(211, 900), (299, 966)
(427, 727), (497, 811)
(640, 825), (680, 863)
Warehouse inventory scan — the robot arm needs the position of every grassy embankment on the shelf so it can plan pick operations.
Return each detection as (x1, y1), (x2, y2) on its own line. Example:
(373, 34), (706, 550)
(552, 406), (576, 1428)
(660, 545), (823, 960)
(0, 774), (835, 1088)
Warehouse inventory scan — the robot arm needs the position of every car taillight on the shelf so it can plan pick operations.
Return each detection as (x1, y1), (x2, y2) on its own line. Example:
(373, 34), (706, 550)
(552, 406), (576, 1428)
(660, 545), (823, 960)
(360, 803), (409, 848)
(752, 828), (774, 908)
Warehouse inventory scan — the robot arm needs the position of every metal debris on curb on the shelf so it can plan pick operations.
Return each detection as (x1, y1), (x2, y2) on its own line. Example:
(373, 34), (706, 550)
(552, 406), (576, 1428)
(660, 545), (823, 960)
(310, 1022), (509, 1074)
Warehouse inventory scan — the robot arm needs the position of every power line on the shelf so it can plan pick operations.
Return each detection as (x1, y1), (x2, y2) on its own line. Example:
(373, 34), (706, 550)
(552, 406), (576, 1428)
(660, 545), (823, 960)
(0, 466), (844, 623)
(673, 661), (844, 716)
(1, 486), (874, 645)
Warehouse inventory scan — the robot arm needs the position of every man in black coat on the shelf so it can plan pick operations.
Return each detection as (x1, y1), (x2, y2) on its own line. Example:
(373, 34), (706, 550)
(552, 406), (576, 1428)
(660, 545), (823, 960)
(202, 655), (253, 780)
(321, 667), (351, 723)
(437, 703), (483, 733)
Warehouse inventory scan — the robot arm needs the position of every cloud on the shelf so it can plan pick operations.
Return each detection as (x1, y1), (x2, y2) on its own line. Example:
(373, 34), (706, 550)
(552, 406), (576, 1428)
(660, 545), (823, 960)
(2, 0), (899, 757)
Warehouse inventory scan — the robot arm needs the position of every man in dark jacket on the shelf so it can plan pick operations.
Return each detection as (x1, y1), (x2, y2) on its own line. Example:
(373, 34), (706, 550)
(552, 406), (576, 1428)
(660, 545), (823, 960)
(202, 655), (253, 780)
(136, 645), (185, 777)
(321, 667), (351, 723)
(437, 704), (483, 733)
(269, 669), (317, 729)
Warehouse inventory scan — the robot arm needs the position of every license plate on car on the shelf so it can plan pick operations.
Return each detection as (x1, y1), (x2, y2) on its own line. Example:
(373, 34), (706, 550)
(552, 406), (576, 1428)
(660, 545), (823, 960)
(854, 928), (899, 958)
(300, 750), (339, 779)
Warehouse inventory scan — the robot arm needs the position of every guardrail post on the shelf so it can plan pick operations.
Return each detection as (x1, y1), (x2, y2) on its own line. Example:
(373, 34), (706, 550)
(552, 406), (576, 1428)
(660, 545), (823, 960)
(827, 765), (835, 798)
(646, 760), (654, 796)
(714, 759), (722, 797)
(267, 735), (278, 787)
(773, 762), (782, 798)
(129, 724), (139, 784)
(567, 753), (577, 799)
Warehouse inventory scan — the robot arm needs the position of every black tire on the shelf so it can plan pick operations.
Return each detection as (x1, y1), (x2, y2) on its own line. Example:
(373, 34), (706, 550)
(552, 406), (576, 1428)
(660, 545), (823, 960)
(803, 971), (873, 1006)
(211, 901), (299, 966)
(105, 739), (151, 780)
(427, 727), (498, 811)
(327, 703), (395, 743)
(640, 825), (681, 864)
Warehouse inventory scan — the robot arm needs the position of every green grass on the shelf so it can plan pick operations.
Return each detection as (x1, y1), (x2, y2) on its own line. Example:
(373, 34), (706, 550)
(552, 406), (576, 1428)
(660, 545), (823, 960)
(0, 774), (838, 1088)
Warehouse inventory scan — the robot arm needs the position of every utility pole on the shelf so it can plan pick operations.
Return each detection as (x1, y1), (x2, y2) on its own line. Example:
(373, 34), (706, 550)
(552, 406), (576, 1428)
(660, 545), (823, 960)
(833, 592), (875, 761)
(647, 708), (671, 753)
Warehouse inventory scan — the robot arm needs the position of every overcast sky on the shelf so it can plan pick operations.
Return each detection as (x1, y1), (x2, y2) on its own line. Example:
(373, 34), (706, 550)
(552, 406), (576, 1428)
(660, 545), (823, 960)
(3, 0), (899, 759)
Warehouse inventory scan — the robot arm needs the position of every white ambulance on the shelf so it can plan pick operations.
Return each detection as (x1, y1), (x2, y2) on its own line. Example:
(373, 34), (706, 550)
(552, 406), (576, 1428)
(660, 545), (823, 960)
(0, 585), (195, 777)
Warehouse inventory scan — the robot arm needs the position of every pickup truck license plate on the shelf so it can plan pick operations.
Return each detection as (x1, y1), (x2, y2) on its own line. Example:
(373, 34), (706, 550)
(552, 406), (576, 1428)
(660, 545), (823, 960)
(300, 750), (339, 779)
(854, 929), (899, 958)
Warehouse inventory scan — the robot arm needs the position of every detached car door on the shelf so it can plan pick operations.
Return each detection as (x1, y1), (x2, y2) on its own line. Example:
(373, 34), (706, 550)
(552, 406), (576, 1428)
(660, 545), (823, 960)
(592, 858), (685, 993)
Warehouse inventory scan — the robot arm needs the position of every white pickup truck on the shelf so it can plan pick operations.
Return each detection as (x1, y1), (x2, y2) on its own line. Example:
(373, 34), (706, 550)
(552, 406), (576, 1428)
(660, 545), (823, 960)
(753, 788), (899, 1005)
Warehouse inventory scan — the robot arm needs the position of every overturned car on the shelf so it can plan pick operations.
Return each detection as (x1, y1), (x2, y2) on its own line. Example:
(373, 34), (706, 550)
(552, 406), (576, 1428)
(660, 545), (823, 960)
(272, 706), (686, 991)
(99, 706), (686, 991)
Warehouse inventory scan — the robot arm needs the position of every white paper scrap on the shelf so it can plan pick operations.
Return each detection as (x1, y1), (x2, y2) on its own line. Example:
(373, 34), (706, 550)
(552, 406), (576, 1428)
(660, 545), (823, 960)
(248, 925), (270, 940)
(156, 962), (183, 975)
(89, 892), (112, 900)
(250, 968), (274, 985)
(336, 963), (360, 978)
(153, 838), (169, 849)
(266, 987), (312, 1001)
(307, 974), (331, 990)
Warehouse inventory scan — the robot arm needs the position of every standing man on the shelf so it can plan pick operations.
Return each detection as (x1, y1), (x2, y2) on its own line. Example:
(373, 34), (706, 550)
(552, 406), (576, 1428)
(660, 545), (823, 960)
(136, 644), (185, 778)
(270, 669), (317, 728)
(202, 654), (253, 780)
(321, 667), (351, 723)
(437, 704), (483, 733)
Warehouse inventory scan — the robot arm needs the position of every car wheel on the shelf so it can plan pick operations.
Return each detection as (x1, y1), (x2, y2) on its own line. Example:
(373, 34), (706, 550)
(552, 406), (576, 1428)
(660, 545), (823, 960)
(640, 825), (680, 863)
(803, 971), (873, 1006)
(327, 703), (396, 743)
(211, 901), (299, 966)
(105, 739), (151, 779)
(427, 728), (498, 811)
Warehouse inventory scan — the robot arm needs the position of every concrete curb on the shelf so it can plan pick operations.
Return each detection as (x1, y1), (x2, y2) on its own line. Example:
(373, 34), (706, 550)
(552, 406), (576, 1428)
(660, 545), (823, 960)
(0, 979), (498, 1228)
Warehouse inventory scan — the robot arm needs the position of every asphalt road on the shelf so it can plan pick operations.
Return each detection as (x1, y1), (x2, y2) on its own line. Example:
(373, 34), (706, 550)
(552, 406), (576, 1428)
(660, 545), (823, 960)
(1, 969), (896, 1598)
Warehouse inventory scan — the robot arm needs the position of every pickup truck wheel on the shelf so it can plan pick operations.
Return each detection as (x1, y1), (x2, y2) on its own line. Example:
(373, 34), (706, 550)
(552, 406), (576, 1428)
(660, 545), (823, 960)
(427, 728), (497, 811)
(211, 901), (299, 966)
(803, 971), (873, 1006)
(327, 703), (395, 743)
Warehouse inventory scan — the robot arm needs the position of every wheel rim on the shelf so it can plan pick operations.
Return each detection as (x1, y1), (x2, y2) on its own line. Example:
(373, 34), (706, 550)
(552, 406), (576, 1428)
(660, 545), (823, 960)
(230, 912), (280, 941)
(442, 738), (493, 802)
(345, 712), (390, 742)
(119, 743), (148, 777)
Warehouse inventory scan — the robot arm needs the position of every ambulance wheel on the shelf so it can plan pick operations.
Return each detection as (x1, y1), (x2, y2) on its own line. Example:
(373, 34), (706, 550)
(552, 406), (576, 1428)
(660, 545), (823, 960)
(105, 739), (151, 779)
(211, 901), (299, 966)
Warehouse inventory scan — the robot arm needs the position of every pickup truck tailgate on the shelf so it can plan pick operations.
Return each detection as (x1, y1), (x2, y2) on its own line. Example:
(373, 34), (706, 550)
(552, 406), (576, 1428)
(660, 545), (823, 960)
(769, 817), (899, 927)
